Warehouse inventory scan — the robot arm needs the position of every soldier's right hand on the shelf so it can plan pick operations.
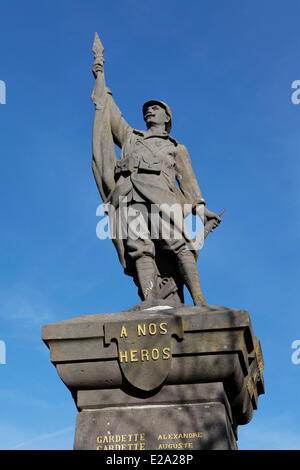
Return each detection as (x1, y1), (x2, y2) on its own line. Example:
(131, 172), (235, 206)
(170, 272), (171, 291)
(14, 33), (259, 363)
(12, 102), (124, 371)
(92, 59), (104, 78)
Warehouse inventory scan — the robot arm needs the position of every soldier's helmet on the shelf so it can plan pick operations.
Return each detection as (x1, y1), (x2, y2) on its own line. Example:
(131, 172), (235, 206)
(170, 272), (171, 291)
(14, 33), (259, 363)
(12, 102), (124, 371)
(142, 100), (172, 134)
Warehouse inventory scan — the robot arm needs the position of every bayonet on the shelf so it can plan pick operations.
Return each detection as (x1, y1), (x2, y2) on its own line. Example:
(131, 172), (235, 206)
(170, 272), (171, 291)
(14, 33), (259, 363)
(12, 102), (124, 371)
(92, 32), (104, 67)
(91, 32), (106, 107)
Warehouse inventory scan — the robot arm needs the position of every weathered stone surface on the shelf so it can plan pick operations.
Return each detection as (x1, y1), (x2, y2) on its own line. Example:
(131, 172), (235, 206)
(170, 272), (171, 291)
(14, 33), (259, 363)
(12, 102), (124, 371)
(41, 32), (266, 451)
(42, 304), (264, 450)
(74, 401), (236, 450)
(91, 32), (223, 308)
(76, 382), (231, 411)
(73, 382), (237, 449)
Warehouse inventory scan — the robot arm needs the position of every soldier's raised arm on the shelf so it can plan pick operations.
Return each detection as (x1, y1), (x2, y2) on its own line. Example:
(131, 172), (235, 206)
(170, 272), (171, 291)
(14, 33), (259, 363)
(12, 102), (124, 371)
(91, 33), (131, 148)
(91, 33), (132, 201)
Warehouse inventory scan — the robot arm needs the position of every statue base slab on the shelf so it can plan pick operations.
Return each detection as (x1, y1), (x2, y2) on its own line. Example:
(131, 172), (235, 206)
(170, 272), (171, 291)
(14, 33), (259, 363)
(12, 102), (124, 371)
(42, 304), (264, 451)
(74, 383), (237, 450)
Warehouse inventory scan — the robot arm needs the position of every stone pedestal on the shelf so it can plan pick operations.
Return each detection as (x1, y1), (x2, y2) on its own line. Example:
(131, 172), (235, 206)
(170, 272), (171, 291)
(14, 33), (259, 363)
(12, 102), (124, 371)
(42, 304), (264, 450)
(74, 383), (236, 450)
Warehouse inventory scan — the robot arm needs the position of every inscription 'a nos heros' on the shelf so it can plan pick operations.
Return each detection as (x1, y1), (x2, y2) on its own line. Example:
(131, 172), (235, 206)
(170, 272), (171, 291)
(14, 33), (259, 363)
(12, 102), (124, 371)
(118, 322), (171, 363)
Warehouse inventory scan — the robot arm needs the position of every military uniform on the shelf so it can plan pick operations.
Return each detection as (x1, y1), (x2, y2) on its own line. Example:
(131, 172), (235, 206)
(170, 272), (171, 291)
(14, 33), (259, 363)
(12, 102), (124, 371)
(110, 128), (193, 264)
(92, 89), (207, 305)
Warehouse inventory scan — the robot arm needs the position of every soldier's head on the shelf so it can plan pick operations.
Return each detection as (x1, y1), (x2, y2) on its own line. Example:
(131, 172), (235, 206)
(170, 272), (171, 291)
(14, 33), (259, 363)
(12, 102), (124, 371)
(143, 100), (172, 133)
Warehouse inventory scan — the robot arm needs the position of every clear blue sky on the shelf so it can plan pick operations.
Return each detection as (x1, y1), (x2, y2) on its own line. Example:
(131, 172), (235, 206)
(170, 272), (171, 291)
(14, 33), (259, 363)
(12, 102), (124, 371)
(0, 0), (299, 450)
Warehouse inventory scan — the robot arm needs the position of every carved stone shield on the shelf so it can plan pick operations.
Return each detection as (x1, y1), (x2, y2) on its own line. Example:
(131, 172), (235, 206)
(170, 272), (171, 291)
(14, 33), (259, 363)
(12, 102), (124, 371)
(104, 315), (183, 392)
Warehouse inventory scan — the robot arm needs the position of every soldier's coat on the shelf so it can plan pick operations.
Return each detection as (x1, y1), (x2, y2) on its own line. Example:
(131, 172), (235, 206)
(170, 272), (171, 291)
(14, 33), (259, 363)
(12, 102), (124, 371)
(92, 88), (204, 276)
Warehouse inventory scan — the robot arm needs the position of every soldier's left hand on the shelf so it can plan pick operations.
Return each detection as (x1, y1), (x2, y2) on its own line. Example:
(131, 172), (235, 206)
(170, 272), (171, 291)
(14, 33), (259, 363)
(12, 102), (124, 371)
(204, 208), (222, 228)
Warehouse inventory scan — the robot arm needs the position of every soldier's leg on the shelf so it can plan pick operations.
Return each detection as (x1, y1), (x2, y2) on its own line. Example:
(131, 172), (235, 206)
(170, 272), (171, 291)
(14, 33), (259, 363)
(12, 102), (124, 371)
(126, 204), (158, 301)
(157, 219), (207, 306)
(126, 237), (159, 300)
(176, 247), (207, 306)
(135, 254), (158, 300)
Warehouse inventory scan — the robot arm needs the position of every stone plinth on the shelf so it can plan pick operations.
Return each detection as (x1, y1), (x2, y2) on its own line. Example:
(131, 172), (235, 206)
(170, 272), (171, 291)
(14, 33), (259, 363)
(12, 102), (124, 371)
(42, 304), (264, 450)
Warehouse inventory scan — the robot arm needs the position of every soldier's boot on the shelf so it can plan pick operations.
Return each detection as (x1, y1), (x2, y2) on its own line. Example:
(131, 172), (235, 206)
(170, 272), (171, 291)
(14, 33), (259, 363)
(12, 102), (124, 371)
(177, 249), (207, 306)
(135, 255), (159, 301)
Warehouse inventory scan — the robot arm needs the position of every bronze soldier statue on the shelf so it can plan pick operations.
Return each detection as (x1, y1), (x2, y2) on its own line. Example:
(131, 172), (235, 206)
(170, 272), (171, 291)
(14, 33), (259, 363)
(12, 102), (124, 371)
(91, 33), (221, 308)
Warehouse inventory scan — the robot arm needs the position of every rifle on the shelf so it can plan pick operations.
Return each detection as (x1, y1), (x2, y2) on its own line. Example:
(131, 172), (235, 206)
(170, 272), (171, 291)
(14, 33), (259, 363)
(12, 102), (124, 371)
(204, 208), (225, 239)
(192, 208), (225, 250)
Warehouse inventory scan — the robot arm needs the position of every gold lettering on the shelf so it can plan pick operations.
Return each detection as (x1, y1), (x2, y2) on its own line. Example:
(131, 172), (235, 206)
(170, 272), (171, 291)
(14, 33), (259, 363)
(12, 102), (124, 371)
(156, 431), (203, 442)
(159, 322), (168, 335)
(148, 323), (157, 335)
(151, 348), (159, 360)
(97, 433), (148, 451)
(140, 349), (149, 361)
(119, 350), (128, 363)
(162, 347), (171, 359)
(119, 346), (173, 363)
(158, 442), (193, 449)
(128, 443), (138, 450)
(114, 443), (126, 449)
(120, 326), (127, 338)
(130, 349), (138, 362)
(137, 324), (146, 336)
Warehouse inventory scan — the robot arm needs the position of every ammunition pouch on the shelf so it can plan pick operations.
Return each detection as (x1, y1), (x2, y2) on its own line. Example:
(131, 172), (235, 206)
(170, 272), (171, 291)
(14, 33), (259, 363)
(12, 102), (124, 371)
(138, 157), (162, 173)
(115, 156), (138, 178)
(115, 155), (162, 177)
